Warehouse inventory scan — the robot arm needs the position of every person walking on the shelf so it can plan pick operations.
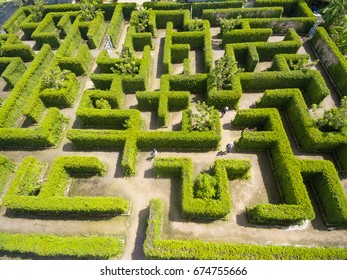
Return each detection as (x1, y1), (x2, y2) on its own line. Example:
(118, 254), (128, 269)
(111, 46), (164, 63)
(226, 143), (233, 153)
(220, 106), (229, 118)
(151, 149), (158, 157)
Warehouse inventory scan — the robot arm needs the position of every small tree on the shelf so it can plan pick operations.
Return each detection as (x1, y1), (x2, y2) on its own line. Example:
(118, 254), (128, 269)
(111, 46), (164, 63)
(321, 0), (345, 30)
(41, 67), (70, 89)
(211, 56), (243, 90)
(288, 58), (319, 73)
(31, 0), (45, 23)
(315, 96), (347, 131)
(219, 16), (242, 36)
(188, 18), (204, 32)
(194, 173), (218, 200)
(188, 101), (215, 132)
(79, 0), (97, 22)
(331, 17), (347, 55)
(111, 46), (139, 76)
(95, 98), (111, 109)
(132, 5), (150, 33)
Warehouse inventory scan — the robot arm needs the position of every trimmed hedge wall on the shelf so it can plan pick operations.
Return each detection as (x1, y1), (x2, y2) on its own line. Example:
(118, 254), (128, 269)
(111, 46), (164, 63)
(0, 44), (53, 128)
(0, 34), (35, 62)
(0, 156), (15, 198)
(300, 160), (347, 227)
(202, 7), (284, 26)
(310, 27), (347, 97)
(143, 199), (347, 260)
(2, 7), (29, 33)
(3, 156), (130, 215)
(233, 108), (315, 226)
(0, 57), (26, 88)
(0, 108), (68, 148)
(153, 157), (250, 219)
(107, 5), (124, 47)
(0, 233), (124, 259)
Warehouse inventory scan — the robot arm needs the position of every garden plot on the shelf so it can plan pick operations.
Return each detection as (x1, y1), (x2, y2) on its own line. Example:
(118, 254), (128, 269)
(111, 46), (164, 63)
(0, 1), (346, 260)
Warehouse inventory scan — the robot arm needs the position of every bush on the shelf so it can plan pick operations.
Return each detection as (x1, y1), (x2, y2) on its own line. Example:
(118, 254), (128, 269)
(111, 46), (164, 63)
(3, 7), (29, 33)
(107, 4), (124, 47)
(0, 57), (26, 88)
(171, 44), (190, 64)
(0, 233), (124, 259)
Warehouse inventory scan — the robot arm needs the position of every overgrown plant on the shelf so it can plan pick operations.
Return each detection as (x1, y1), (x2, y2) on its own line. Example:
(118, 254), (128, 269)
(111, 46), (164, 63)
(111, 46), (139, 76)
(320, 0), (345, 30)
(132, 5), (151, 33)
(194, 173), (219, 200)
(313, 96), (347, 131)
(41, 67), (71, 89)
(95, 98), (111, 109)
(331, 17), (347, 55)
(212, 56), (243, 90)
(79, 0), (98, 22)
(31, 0), (45, 22)
(219, 16), (242, 36)
(188, 101), (215, 131)
(288, 58), (319, 73)
(188, 18), (204, 32)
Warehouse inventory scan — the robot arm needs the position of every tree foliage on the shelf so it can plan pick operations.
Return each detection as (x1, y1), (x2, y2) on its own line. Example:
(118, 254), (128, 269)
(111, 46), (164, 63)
(288, 58), (319, 73)
(194, 173), (218, 200)
(41, 67), (70, 90)
(211, 56), (243, 90)
(331, 17), (347, 55)
(111, 46), (139, 76)
(31, 0), (45, 23)
(321, 0), (345, 30)
(188, 101), (214, 132)
(132, 5), (151, 33)
(95, 98), (111, 109)
(219, 16), (242, 36)
(314, 96), (347, 131)
(188, 18), (204, 32)
(79, 0), (98, 22)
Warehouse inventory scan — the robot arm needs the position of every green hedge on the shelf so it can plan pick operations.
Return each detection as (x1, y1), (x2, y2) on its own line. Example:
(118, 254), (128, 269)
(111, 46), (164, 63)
(31, 13), (61, 49)
(0, 57), (26, 88)
(0, 108), (67, 148)
(222, 27), (272, 45)
(39, 73), (79, 108)
(202, 7), (284, 26)
(3, 7), (29, 33)
(3, 156), (130, 215)
(257, 88), (347, 153)
(0, 156), (15, 198)
(0, 233), (124, 259)
(0, 44), (53, 128)
(228, 28), (302, 61)
(153, 157), (250, 219)
(239, 70), (329, 105)
(300, 160), (347, 227)
(233, 108), (315, 225)
(144, 199), (347, 260)
(0, 34), (35, 62)
(246, 45), (259, 72)
(171, 44), (190, 64)
(310, 27), (347, 97)
(83, 12), (106, 49)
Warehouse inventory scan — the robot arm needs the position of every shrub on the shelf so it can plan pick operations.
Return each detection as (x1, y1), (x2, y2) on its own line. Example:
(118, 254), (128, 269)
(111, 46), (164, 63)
(0, 156), (15, 197)
(194, 173), (218, 199)
(0, 233), (124, 259)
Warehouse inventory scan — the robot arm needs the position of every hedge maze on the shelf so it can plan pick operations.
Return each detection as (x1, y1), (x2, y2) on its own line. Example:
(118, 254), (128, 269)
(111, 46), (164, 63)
(0, 0), (346, 259)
